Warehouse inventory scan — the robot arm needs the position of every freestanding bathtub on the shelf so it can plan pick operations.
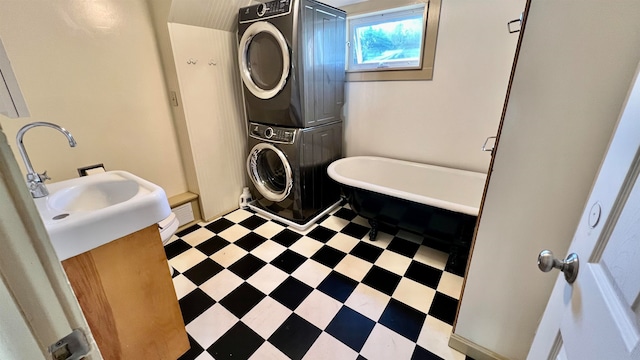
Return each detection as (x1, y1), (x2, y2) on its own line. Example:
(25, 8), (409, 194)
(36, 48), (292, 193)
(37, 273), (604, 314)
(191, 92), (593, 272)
(327, 156), (487, 262)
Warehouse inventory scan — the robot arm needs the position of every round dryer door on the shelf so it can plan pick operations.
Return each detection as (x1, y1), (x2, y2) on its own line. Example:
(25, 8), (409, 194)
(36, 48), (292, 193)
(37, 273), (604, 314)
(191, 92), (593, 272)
(238, 21), (290, 100)
(247, 143), (293, 202)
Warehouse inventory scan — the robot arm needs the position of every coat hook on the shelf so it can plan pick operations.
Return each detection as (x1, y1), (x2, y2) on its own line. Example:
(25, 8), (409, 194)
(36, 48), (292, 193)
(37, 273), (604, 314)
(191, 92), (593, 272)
(209, 60), (217, 66)
(187, 58), (198, 65)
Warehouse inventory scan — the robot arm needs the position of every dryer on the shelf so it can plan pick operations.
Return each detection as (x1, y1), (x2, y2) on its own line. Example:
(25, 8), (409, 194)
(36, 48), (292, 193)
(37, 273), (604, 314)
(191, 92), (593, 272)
(246, 122), (342, 226)
(238, 0), (346, 128)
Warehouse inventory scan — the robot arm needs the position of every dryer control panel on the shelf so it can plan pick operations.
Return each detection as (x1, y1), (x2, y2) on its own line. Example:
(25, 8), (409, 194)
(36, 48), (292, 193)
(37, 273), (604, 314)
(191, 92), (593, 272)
(239, 0), (292, 23)
(249, 123), (296, 144)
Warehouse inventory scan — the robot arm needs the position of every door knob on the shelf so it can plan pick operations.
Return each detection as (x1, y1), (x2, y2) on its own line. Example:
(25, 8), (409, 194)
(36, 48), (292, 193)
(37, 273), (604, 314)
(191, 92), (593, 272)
(537, 250), (579, 284)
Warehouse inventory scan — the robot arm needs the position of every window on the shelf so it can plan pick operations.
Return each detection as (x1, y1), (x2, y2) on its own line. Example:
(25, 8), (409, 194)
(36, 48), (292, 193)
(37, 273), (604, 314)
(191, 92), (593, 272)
(343, 0), (441, 82)
(348, 5), (426, 72)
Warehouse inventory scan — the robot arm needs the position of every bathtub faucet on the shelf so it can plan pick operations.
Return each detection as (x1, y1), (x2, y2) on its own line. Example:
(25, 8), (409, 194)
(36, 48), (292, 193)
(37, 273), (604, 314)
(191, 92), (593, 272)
(16, 121), (77, 198)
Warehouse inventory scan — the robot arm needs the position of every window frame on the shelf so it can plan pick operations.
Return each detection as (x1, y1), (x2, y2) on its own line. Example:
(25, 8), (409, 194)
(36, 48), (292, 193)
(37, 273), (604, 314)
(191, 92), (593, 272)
(348, 4), (427, 72)
(343, 0), (441, 82)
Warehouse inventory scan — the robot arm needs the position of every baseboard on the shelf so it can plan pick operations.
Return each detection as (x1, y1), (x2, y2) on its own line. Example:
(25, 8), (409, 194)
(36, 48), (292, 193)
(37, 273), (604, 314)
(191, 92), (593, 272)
(449, 333), (509, 360)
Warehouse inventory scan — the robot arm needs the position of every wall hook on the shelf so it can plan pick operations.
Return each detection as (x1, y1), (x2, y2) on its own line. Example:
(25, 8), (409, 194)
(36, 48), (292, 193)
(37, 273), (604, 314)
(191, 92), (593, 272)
(209, 60), (217, 66)
(187, 58), (198, 65)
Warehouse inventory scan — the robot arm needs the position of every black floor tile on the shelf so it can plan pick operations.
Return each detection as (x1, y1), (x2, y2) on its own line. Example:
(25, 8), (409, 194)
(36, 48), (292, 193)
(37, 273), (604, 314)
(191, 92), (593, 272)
(219, 283), (265, 318)
(316, 214), (330, 224)
(404, 261), (442, 289)
(333, 208), (357, 221)
(361, 265), (402, 296)
(205, 218), (235, 233)
(228, 254), (267, 280)
(195, 235), (230, 256)
(182, 258), (224, 285)
(349, 242), (384, 263)
(208, 322), (264, 360)
(428, 292), (459, 326)
(271, 229), (303, 247)
(164, 239), (191, 259)
(239, 215), (269, 230)
(175, 224), (201, 238)
(411, 345), (444, 360)
(270, 249), (307, 274)
(445, 252), (470, 277)
(356, 356), (367, 360)
(234, 232), (268, 252)
(310, 246), (346, 268)
(178, 288), (216, 325)
(307, 226), (337, 243)
(387, 238), (421, 258)
(325, 306), (376, 352)
(317, 271), (358, 302)
(271, 219), (289, 227)
(340, 223), (370, 239)
(270, 276), (313, 310)
(268, 313), (321, 360)
(177, 334), (204, 360)
(379, 298), (426, 342)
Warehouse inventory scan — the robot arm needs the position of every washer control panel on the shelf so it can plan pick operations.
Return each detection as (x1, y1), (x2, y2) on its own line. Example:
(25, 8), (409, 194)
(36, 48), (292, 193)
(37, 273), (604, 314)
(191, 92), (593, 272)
(239, 0), (292, 23)
(249, 123), (296, 144)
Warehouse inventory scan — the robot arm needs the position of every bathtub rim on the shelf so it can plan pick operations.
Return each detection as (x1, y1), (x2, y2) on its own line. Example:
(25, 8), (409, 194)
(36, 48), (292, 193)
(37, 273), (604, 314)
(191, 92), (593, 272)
(327, 156), (486, 216)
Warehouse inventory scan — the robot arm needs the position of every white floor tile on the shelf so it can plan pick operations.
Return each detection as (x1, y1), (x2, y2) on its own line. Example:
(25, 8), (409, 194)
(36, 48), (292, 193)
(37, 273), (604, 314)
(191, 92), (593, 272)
(209, 244), (248, 267)
(171, 274), (197, 300)
(294, 290), (342, 330)
(289, 236), (323, 257)
(375, 250), (412, 276)
(437, 272), (464, 300)
(417, 316), (466, 360)
(320, 215), (349, 232)
(392, 277), (436, 314)
(361, 231), (393, 249)
(291, 260), (332, 288)
(414, 246), (449, 270)
(223, 209), (253, 223)
(247, 264), (289, 295)
(333, 254), (373, 282)
(193, 352), (215, 360)
(360, 323), (415, 360)
(253, 221), (286, 239)
(181, 227), (215, 247)
(248, 342), (289, 360)
(186, 303), (238, 348)
(326, 233), (360, 253)
(169, 248), (208, 273)
(199, 269), (244, 301)
(242, 297), (292, 339)
(351, 215), (369, 227)
(218, 224), (251, 242)
(251, 240), (287, 263)
(344, 283), (390, 322)
(303, 332), (358, 360)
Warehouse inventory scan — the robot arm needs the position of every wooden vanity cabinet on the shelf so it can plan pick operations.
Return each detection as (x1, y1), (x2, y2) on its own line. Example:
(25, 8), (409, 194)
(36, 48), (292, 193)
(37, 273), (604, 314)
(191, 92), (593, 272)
(62, 224), (189, 359)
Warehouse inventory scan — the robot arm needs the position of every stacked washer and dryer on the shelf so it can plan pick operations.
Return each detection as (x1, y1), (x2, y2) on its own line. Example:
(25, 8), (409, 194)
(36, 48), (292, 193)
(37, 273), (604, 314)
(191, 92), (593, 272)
(238, 0), (346, 229)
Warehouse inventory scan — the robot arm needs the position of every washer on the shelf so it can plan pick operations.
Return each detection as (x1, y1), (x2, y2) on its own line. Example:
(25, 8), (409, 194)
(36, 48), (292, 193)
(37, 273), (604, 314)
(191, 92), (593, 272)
(246, 122), (342, 225)
(238, 0), (346, 128)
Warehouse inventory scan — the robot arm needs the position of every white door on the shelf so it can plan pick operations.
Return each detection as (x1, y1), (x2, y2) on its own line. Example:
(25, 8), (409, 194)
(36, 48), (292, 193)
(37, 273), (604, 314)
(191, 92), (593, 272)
(528, 63), (640, 359)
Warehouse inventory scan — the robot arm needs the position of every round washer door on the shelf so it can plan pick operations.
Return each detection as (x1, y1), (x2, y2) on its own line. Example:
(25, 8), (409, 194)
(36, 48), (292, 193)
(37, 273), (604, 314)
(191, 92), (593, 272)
(247, 143), (293, 202)
(238, 21), (290, 100)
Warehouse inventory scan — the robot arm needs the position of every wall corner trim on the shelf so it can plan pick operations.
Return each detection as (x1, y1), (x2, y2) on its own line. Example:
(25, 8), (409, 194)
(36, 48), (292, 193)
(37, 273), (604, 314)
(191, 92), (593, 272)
(449, 333), (510, 360)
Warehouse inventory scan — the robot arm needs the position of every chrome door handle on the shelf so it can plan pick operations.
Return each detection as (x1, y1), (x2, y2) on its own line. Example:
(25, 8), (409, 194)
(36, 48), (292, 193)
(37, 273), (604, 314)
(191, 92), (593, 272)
(537, 250), (579, 284)
(482, 136), (496, 153)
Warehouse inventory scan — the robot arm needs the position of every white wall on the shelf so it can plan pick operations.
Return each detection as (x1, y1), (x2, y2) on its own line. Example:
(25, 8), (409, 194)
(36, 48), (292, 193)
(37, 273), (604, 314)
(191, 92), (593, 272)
(0, 0), (187, 197)
(455, 1), (640, 359)
(344, 0), (525, 173)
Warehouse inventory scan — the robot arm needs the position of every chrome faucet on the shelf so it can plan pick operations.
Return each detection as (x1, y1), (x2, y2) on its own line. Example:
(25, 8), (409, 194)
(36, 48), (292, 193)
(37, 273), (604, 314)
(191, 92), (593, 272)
(16, 122), (77, 198)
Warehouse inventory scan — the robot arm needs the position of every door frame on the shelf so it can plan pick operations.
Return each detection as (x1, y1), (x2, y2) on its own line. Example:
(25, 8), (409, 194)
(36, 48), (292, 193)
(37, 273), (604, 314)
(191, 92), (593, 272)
(0, 126), (101, 359)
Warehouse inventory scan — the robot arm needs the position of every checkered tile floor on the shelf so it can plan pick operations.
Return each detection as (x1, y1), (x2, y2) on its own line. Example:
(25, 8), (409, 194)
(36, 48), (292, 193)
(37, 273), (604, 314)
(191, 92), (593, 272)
(165, 205), (474, 360)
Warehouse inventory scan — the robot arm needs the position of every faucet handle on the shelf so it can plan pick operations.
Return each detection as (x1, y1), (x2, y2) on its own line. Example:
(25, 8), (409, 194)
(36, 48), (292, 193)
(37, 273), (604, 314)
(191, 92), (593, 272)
(39, 170), (51, 182)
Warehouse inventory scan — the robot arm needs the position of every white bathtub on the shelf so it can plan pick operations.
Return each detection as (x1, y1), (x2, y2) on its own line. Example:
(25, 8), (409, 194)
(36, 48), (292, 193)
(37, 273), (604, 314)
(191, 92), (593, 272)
(327, 156), (487, 216)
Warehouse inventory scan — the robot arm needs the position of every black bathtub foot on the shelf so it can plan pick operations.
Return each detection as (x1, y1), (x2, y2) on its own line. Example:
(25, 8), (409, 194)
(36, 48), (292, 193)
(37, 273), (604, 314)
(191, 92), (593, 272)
(368, 219), (378, 241)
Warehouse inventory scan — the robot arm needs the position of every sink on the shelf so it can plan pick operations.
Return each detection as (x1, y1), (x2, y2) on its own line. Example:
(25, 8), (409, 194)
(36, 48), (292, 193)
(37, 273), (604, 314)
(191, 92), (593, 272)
(34, 171), (171, 261)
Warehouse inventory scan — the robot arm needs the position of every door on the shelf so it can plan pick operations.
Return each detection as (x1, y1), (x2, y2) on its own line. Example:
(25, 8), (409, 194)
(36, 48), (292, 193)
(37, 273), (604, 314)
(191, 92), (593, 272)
(238, 21), (290, 100)
(247, 142), (293, 202)
(0, 127), (101, 359)
(528, 63), (640, 359)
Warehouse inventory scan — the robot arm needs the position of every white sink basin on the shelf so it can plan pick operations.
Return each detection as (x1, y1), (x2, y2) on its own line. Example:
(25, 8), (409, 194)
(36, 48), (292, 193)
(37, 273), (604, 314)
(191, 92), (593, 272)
(34, 171), (171, 261)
